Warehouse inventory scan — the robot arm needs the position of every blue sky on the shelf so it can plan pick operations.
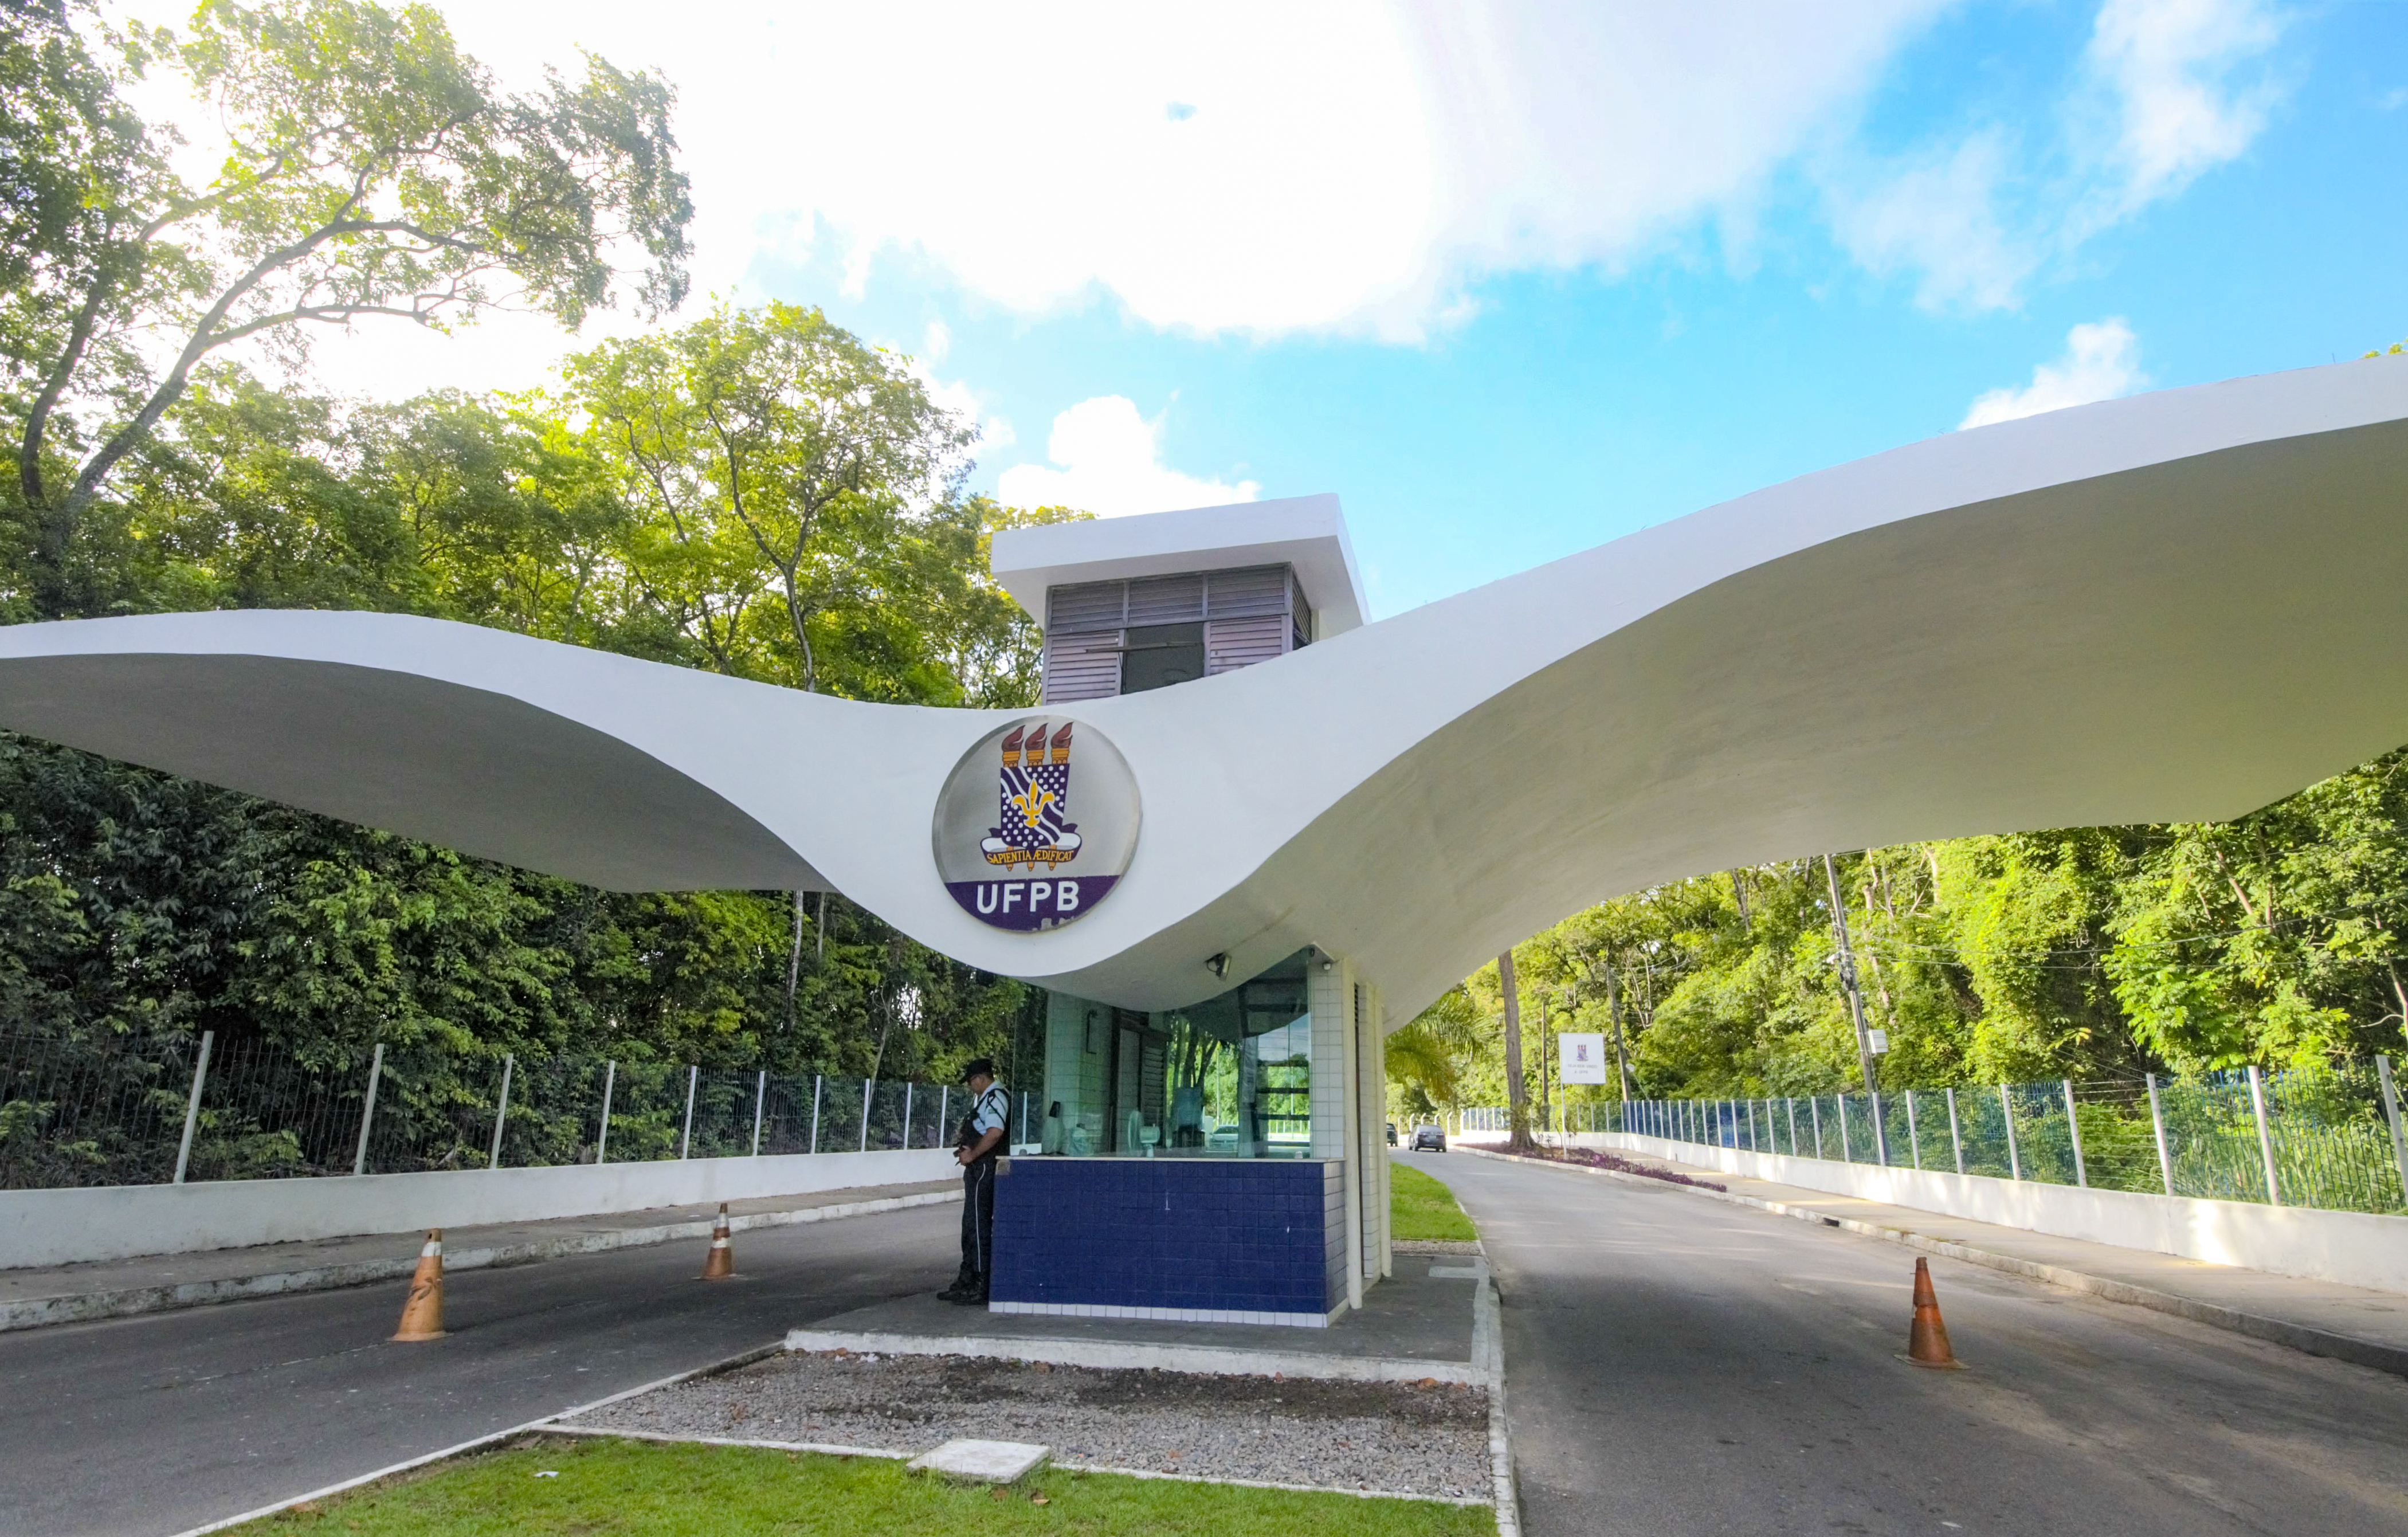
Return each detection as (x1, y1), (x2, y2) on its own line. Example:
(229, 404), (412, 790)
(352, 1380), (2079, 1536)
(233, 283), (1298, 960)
(189, 1), (2408, 619)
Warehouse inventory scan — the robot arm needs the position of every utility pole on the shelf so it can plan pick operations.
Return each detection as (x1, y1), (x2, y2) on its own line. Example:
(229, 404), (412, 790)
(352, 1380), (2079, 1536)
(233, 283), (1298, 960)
(1601, 960), (1633, 1101)
(1823, 853), (1887, 1163)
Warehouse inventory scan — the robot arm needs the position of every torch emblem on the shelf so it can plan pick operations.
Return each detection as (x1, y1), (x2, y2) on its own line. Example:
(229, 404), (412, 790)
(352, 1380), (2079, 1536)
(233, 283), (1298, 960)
(981, 721), (1084, 869)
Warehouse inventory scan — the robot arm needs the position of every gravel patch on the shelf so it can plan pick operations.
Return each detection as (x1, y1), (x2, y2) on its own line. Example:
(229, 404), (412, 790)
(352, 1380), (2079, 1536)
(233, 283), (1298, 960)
(572, 1349), (1491, 1500)
(1395, 1239), (1484, 1257)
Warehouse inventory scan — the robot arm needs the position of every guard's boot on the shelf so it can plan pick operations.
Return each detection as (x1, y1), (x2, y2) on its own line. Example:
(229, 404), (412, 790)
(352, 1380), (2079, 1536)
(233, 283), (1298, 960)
(947, 1273), (989, 1306)
(936, 1269), (978, 1302)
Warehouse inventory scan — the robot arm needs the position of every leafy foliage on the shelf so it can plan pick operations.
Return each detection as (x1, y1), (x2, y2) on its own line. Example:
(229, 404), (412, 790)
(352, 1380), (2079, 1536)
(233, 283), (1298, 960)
(1395, 752), (2408, 1119)
(4, 0), (693, 614)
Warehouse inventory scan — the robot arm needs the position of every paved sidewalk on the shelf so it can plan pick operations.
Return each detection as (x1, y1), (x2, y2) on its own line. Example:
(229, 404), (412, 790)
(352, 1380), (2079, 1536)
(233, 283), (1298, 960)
(1457, 1144), (2408, 1374)
(0, 1178), (958, 1332)
(784, 1246), (1491, 1385)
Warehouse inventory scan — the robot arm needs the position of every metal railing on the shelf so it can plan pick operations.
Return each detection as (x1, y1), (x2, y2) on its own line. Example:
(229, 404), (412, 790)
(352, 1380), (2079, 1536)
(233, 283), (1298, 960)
(1453, 1058), (2408, 1216)
(0, 1025), (1017, 1190)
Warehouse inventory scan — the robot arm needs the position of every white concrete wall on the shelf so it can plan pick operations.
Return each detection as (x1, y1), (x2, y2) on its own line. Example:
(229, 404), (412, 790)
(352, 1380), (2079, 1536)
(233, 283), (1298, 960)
(0, 1147), (959, 1270)
(1556, 1130), (2408, 1297)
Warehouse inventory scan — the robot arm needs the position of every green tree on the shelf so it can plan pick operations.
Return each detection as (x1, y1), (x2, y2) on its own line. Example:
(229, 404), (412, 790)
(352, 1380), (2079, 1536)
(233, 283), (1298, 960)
(6, 0), (691, 616)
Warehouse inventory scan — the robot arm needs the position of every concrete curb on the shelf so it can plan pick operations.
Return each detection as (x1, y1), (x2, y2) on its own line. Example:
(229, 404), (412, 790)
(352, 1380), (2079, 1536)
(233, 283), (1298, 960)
(1458, 1146), (2408, 1381)
(521, 1422), (1492, 1507)
(3, 1189), (960, 1335)
(780, 1324), (1486, 1386)
(1474, 1272), (1519, 1537)
(536, 1421), (911, 1461)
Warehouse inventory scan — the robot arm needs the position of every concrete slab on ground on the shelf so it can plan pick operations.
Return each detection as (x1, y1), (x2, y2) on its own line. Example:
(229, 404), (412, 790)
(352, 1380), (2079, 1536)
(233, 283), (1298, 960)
(0, 1179), (959, 1332)
(786, 1262), (1484, 1383)
(908, 1438), (1052, 1483)
(1460, 1144), (2408, 1373)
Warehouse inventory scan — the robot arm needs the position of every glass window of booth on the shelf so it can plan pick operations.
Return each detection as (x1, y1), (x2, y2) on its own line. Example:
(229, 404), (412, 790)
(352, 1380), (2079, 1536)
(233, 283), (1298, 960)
(1035, 950), (1313, 1158)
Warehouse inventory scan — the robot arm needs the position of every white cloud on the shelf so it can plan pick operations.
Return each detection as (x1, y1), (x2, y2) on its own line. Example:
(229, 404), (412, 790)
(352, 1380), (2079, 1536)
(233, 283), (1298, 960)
(249, 0), (1947, 350)
(2084, 0), (2284, 210)
(1959, 318), (2145, 429)
(1827, 131), (2032, 313)
(91, 0), (2281, 390)
(995, 397), (1257, 516)
(1832, 0), (2284, 313)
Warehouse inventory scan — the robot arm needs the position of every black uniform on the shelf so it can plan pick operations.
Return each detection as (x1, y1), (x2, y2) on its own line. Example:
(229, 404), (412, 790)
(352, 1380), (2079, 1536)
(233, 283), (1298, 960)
(948, 1082), (1007, 1301)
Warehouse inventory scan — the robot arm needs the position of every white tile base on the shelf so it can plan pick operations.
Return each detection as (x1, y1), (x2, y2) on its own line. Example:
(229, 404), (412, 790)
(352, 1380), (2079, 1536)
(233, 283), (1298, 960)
(987, 1299), (1336, 1328)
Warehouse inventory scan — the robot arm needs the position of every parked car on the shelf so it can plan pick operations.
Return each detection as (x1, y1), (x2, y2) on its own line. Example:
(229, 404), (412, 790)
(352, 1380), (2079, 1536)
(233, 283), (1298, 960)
(1411, 1124), (1446, 1151)
(1386, 1121), (1398, 1146)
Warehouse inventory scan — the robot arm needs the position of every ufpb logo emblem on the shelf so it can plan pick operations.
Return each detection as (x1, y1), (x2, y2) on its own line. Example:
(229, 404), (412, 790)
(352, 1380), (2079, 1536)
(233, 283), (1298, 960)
(932, 716), (1139, 931)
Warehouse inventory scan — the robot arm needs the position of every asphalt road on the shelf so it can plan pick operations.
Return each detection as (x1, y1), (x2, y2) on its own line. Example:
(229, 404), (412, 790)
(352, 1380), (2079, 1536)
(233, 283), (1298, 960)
(0, 1202), (960, 1537)
(1408, 1150), (2408, 1537)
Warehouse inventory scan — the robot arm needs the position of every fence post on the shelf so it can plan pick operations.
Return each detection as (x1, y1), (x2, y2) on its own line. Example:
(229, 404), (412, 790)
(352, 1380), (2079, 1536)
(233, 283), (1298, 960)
(2146, 1072), (2174, 1196)
(2247, 1065), (2281, 1206)
(2379, 1055), (2408, 1203)
(2061, 1080), (2087, 1187)
(349, 1043), (386, 1178)
(860, 1078), (874, 1152)
(1810, 1096), (1823, 1159)
(1869, 1089), (1888, 1166)
(938, 1085), (950, 1148)
(1837, 1094), (1852, 1162)
(677, 1065), (698, 1159)
(596, 1060), (617, 1164)
(2000, 1083), (2021, 1180)
(488, 1053), (514, 1171)
(903, 1083), (914, 1150)
(1786, 1097), (1799, 1156)
(751, 1070), (767, 1157)
(1746, 1099), (1757, 1152)
(809, 1073), (822, 1155)
(172, 1029), (214, 1185)
(1905, 1091), (1921, 1170)
(1946, 1087), (1963, 1175)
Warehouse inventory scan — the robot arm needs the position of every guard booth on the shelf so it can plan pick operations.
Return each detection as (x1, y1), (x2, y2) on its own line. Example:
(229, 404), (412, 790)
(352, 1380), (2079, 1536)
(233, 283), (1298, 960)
(984, 495), (1394, 1326)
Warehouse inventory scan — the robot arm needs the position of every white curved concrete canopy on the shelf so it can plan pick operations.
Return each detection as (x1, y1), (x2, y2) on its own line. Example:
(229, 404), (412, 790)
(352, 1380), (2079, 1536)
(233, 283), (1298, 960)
(2, 360), (2406, 1022)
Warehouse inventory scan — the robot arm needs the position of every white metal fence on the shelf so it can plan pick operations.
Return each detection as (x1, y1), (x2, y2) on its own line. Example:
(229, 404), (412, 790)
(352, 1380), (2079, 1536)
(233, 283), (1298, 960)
(1449, 1058), (2408, 1216)
(0, 1025), (1019, 1190)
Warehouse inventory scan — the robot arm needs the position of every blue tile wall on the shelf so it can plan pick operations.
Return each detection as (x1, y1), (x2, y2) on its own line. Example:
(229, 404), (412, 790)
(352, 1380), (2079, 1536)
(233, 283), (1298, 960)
(992, 1158), (1340, 1316)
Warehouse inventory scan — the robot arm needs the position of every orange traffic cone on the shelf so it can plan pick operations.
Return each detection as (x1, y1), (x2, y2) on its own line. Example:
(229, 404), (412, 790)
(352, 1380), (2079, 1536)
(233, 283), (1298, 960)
(1904, 1257), (1962, 1369)
(392, 1229), (446, 1342)
(700, 1203), (734, 1280)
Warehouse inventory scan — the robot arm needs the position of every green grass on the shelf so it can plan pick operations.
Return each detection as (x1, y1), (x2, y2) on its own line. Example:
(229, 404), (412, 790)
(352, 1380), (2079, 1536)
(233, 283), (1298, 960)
(1390, 1159), (1478, 1242)
(244, 1434), (1493, 1536)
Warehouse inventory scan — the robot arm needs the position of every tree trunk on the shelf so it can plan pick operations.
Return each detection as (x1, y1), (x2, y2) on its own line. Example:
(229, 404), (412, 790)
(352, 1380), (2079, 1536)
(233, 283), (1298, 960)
(785, 892), (805, 1031)
(1535, 1002), (1552, 1141)
(1605, 963), (1633, 1101)
(1729, 869), (1751, 931)
(1500, 950), (1535, 1152)
(1823, 852), (1888, 1164)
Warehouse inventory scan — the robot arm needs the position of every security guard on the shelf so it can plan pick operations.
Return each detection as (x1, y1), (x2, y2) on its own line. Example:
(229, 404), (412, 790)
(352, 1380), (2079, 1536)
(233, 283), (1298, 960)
(940, 1058), (1008, 1305)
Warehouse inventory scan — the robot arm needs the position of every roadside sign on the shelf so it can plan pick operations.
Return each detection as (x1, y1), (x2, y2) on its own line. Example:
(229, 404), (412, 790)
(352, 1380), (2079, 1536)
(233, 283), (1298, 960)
(1559, 1032), (1609, 1083)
